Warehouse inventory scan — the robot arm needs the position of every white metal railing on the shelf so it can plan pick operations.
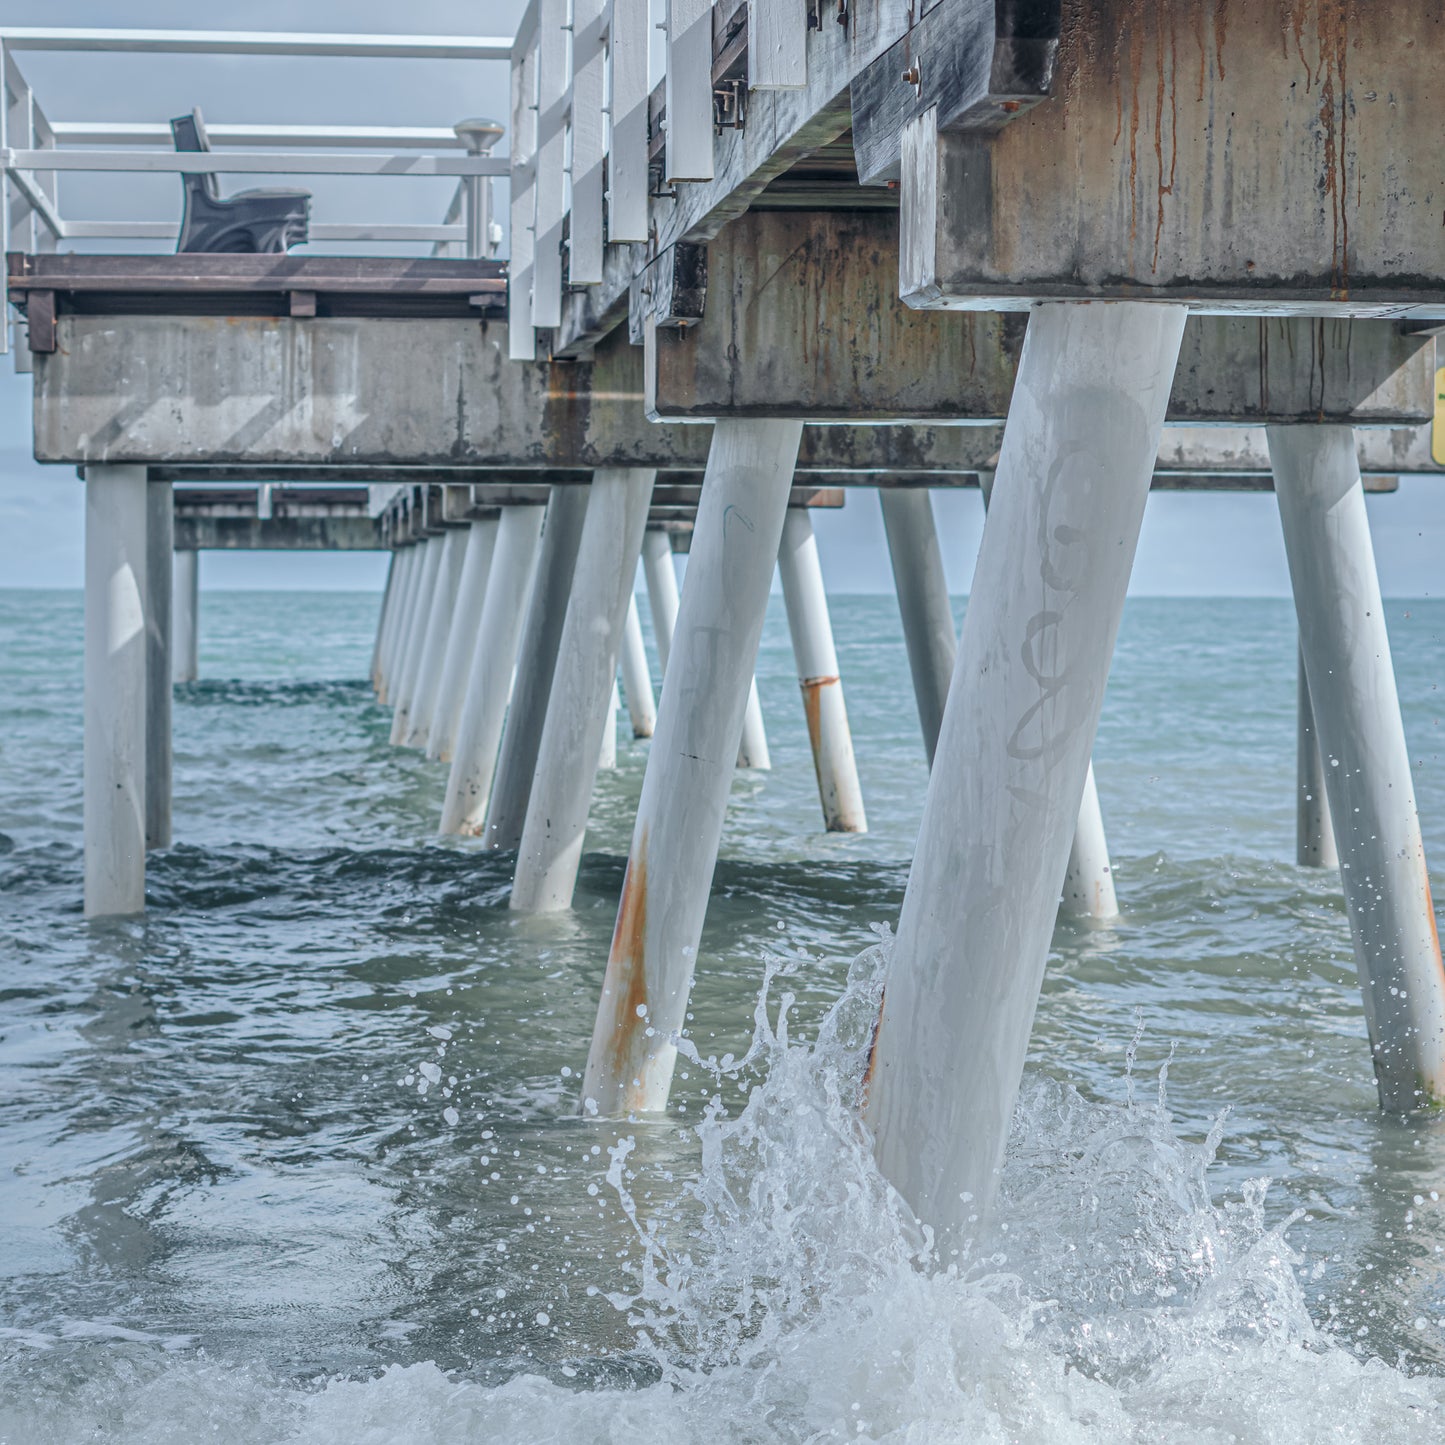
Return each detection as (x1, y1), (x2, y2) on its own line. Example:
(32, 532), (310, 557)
(0, 27), (515, 348)
(504, 0), (745, 360)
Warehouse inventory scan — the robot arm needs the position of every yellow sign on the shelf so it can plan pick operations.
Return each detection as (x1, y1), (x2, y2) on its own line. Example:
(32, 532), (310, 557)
(1435, 365), (1445, 466)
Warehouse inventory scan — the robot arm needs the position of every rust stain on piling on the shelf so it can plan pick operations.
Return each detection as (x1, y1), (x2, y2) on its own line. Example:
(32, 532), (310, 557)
(799, 674), (839, 762)
(600, 833), (650, 1087)
(861, 986), (886, 1111)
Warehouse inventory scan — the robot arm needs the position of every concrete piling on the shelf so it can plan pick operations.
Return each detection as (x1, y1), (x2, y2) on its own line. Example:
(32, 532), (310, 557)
(389, 537), (443, 745)
(1296, 648), (1340, 871)
(619, 594), (656, 738)
(510, 468), (656, 912)
(981, 469), (1119, 922)
(428, 519), (500, 764)
(579, 420), (804, 1113)
(598, 681), (620, 770)
(482, 487), (591, 852)
(777, 506), (866, 833)
(145, 481), (173, 852)
(370, 550), (399, 695)
(1269, 424), (1445, 1109)
(1063, 762), (1118, 918)
(403, 526), (468, 749)
(377, 545), (420, 706)
(439, 505), (545, 836)
(642, 522), (769, 770)
(879, 488), (954, 768)
(84, 464), (150, 918)
(171, 549), (199, 686)
(865, 303), (1187, 1242)
(640, 529), (679, 672)
(736, 678), (772, 770)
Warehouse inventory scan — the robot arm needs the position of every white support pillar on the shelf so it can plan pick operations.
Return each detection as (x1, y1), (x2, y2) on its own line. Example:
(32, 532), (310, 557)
(1296, 647), (1340, 870)
(427, 518), (500, 764)
(641, 528), (680, 671)
(980, 469), (1120, 922)
(389, 537), (443, 744)
(483, 486), (592, 851)
(378, 546), (420, 705)
(1063, 762), (1118, 916)
(1269, 424), (1445, 1110)
(777, 507), (867, 833)
(171, 549), (199, 685)
(865, 303), (1187, 1243)
(370, 551), (399, 695)
(736, 677), (771, 770)
(145, 480), (172, 852)
(511, 469), (657, 912)
(403, 526), (468, 749)
(879, 487), (955, 767)
(645, 527), (769, 770)
(620, 593), (657, 738)
(84, 464), (151, 918)
(598, 680), (620, 770)
(438, 505), (546, 835)
(579, 421), (804, 1113)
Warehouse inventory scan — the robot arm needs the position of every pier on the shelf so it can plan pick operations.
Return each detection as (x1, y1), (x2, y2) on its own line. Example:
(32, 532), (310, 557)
(7, 3), (1445, 1273)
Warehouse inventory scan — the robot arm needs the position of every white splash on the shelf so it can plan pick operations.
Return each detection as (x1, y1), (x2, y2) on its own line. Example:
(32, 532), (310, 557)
(4, 928), (1443, 1443)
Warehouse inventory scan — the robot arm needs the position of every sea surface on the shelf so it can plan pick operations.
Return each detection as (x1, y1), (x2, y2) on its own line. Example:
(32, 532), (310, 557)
(2, 586), (1445, 1441)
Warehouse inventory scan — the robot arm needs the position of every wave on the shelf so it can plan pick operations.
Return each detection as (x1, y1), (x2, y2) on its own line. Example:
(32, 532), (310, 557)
(4, 932), (1442, 1443)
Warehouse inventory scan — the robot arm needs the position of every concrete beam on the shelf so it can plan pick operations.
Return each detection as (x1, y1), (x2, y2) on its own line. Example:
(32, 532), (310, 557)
(887, 1), (1445, 316)
(37, 310), (1014, 475)
(35, 317), (711, 471)
(172, 516), (383, 550)
(645, 211), (1435, 421)
(1158, 424), (1442, 478)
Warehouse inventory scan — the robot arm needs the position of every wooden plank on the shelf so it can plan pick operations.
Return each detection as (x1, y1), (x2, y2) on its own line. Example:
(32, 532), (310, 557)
(569, 0), (608, 283)
(509, 39), (539, 359)
(607, 0), (650, 241)
(748, 0), (807, 89)
(6, 252), (505, 293)
(664, 0), (715, 181)
(532, 0), (570, 327)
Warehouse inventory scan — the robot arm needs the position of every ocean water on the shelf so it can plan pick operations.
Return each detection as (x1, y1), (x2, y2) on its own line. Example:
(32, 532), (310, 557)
(2, 586), (1445, 1441)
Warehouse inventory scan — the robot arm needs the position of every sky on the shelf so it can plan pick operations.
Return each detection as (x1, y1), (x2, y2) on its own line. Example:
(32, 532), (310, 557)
(0, 1), (1442, 597)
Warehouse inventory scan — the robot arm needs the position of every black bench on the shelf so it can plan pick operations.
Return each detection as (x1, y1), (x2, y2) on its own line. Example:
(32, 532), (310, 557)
(170, 108), (310, 254)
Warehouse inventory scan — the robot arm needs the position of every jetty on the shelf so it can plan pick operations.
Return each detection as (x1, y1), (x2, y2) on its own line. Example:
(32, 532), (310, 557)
(8, 5), (1445, 1246)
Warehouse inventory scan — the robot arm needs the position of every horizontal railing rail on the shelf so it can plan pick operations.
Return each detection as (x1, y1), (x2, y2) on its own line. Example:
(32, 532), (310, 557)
(0, 27), (511, 351)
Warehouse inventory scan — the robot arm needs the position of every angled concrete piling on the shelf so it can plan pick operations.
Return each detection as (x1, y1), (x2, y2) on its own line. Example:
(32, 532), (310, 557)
(580, 421), (803, 1114)
(482, 487), (592, 851)
(865, 304), (1187, 1241)
(428, 519), (500, 764)
(619, 594), (656, 739)
(511, 469), (655, 912)
(1296, 649), (1339, 871)
(1270, 424), (1445, 1110)
(439, 505), (545, 836)
(777, 507), (866, 833)
(404, 526), (468, 749)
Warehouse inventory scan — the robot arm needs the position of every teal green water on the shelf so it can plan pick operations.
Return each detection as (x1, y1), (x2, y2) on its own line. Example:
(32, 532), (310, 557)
(2, 588), (1445, 1441)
